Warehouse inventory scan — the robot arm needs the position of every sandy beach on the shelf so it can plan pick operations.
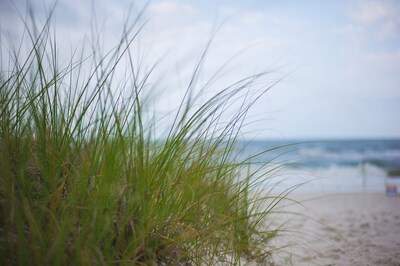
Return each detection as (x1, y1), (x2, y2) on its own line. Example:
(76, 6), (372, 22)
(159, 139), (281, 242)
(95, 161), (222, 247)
(272, 193), (400, 266)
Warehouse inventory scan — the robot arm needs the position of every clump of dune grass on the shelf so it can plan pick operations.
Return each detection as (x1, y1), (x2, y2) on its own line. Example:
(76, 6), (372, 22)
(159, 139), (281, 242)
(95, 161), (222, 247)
(0, 6), (291, 265)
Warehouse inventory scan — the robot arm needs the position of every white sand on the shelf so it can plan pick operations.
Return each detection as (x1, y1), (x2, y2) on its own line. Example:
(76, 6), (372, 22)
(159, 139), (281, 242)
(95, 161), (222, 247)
(272, 193), (400, 266)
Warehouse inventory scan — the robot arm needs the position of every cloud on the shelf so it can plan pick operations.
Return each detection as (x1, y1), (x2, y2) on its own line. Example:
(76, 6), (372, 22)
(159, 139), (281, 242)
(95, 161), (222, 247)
(329, 0), (400, 101)
(336, 0), (400, 42)
(352, 0), (391, 25)
(148, 1), (199, 21)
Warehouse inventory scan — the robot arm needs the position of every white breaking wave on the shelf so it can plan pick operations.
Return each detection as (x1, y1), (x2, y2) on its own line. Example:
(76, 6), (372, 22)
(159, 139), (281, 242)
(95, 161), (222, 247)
(298, 147), (400, 161)
(250, 163), (390, 194)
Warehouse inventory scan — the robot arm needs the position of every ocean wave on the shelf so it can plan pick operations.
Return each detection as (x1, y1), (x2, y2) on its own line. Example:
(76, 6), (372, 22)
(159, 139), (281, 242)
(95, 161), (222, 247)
(298, 147), (400, 160)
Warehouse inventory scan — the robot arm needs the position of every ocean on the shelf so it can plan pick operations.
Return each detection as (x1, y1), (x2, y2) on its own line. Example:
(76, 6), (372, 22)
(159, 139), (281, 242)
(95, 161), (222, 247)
(236, 139), (400, 193)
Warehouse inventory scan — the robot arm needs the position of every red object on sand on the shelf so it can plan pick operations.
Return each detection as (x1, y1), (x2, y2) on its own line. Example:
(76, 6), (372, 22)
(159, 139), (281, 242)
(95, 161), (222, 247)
(386, 184), (397, 196)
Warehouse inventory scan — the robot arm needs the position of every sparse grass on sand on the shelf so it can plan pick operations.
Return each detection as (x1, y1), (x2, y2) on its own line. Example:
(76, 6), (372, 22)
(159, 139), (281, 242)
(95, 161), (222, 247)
(0, 6), (292, 265)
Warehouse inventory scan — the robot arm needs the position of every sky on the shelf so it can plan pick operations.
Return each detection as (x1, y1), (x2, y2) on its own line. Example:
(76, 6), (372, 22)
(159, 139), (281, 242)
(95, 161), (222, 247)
(1, 0), (400, 140)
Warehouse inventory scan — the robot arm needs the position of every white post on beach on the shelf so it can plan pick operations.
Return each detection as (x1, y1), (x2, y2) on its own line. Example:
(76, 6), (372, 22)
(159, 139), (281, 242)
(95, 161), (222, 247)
(361, 160), (366, 192)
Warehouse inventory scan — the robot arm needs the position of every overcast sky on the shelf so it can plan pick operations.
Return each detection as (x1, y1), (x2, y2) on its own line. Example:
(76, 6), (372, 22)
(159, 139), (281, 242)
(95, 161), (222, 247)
(1, 0), (400, 139)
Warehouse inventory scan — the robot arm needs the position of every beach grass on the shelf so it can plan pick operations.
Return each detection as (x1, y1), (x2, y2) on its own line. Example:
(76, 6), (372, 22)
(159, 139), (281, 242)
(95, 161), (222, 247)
(0, 7), (289, 265)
